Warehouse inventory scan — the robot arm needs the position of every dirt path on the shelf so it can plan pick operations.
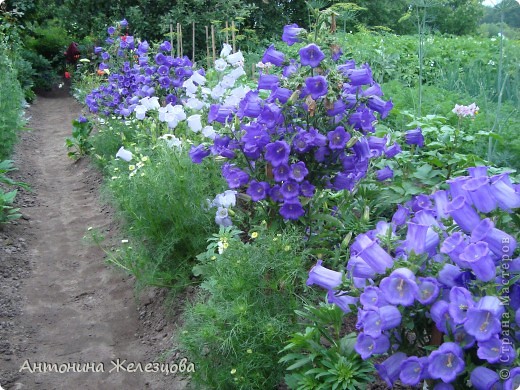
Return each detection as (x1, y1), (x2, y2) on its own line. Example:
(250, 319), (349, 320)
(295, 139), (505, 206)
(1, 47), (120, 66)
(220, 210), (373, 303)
(0, 89), (188, 390)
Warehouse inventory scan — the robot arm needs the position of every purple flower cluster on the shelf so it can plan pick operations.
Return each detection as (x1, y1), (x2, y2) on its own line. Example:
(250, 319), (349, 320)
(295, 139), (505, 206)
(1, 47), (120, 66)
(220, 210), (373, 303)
(190, 24), (396, 220)
(307, 167), (520, 388)
(86, 24), (196, 117)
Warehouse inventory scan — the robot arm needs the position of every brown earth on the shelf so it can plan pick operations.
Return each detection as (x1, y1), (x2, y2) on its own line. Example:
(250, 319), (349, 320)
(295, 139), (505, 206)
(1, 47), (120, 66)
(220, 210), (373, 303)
(0, 86), (189, 390)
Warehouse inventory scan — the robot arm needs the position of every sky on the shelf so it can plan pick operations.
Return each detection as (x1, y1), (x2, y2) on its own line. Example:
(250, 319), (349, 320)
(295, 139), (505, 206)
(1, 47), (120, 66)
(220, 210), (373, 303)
(482, 0), (520, 5)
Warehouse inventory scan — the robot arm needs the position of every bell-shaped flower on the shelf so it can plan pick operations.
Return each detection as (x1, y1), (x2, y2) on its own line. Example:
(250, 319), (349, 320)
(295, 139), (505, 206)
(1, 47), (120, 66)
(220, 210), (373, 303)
(468, 166), (488, 178)
(446, 196), (481, 233)
(305, 75), (328, 99)
(432, 189), (450, 219)
(226, 51), (244, 66)
(476, 336), (505, 363)
(265, 140), (290, 167)
(189, 144), (210, 164)
(490, 173), (520, 211)
(355, 332), (390, 360)
(357, 305), (402, 337)
(214, 58), (228, 72)
(427, 342), (465, 383)
(327, 291), (358, 314)
(431, 299), (453, 333)
(354, 234), (394, 274)
(441, 232), (471, 267)
(246, 180), (269, 201)
(221, 164), (249, 188)
(384, 142), (402, 158)
(448, 286), (474, 324)
(347, 256), (376, 279)
(359, 286), (388, 308)
(282, 23), (304, 46)
(306, 260), (342, 290)
(187, 114), (202, 132)
(471, 218), (517, 258)
(470, 367), (501, 390)
(400, 222), (429, 255)
(115, 146), (133, 162)
(220, 43), (232, 58)
(213, 190), (237, 208)
(262, 44), (285, 66)
(367, 96), (393, 119)
(258, 73), (280, 91)
(208, 104), (233, 124)
(215, 207), (232, 227)
(289, 162), (308, 182)
(504, 367), (520, 390)
(375, 352), (407, 388)
(202, 126), (216, 139)
(400, 356), (428, 386)
(380, 268), (419, 306)
(405, 127), (425, 147)
(416, 277), (440, 305)
(459, 241), (496, 282)
(280, 198), (305, 220)
(299, 44), (325, 68)
(185, 97), (205, 111)
(462, 177), (496, 213)
(345, 67), (372, 86)
(447, 176), (471, 203)
(134, 104), (147, 120)
(392, 204), (410, 226)
(327, 126), (350, 150)
(463, 296), (504, 341)
(376, 166), (394, 182)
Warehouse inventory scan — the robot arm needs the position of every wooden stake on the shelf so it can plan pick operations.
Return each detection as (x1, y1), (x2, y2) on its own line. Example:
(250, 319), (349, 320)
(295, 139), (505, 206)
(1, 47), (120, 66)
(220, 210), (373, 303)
(192, 22), (195, 64)
(225, 21), (229, 44)
(231, 21), (236, 52)
(176, 23), (180, 58)
(169, 23), (174, 57)
(205, 26), (210, 69)
(180, 24), (183, 57)
(211, 24), (216, 64)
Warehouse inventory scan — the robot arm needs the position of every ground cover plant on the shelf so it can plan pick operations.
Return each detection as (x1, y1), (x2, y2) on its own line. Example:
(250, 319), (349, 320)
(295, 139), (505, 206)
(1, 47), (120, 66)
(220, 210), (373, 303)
(66, 3), (520, 389)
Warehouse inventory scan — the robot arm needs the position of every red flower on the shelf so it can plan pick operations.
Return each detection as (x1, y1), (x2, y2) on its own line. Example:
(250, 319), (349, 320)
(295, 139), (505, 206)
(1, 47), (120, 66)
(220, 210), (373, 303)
(64, 72), (71, 79)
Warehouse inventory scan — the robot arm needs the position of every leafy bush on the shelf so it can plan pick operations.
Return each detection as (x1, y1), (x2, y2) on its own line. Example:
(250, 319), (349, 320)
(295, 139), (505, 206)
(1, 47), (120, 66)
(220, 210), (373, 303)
(180, 225), (312, 389)
(0, 160), (29, 225)
(0, 53), (25, 159)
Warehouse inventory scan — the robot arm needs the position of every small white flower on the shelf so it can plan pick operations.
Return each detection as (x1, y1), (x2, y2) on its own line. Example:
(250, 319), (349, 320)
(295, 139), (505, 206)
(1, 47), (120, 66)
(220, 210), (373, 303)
(214, 190), (237, 208)
(183, 79), (198, 96)
(202, 125), (216, 139)
(215, 58), (228, 72)
(159, 134), (182, 148)
(220, 43), (233, 58)
(115, 146), (133, 162)
(185, 97), (206, 110)
(187, 114), (203, 133)
(229, 66), (246, 80)
(189, 71), (206, 86)
(134, 105), (147, 120)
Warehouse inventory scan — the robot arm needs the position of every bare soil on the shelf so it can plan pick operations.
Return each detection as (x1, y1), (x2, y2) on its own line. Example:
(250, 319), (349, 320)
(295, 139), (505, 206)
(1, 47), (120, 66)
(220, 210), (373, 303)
(0, 86), (188, 390)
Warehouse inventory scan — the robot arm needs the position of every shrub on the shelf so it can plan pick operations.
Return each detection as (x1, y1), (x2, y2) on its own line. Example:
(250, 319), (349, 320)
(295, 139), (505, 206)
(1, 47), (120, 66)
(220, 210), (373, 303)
(180, 225), (312, 389)
(103, 143), (226, 287)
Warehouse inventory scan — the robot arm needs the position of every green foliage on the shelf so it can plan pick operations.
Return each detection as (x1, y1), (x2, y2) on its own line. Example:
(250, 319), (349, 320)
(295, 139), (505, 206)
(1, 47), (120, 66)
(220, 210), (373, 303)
(280, 304), (374, 390)
(103, 144), (226, 287)
(24, 19), (71, 69)
(0, 50), (25, 160)
(0, 160), (29, 225)
(180, 226), (312, 389)
(65, 117), (93, 159)
(0, 189), (22, 225)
